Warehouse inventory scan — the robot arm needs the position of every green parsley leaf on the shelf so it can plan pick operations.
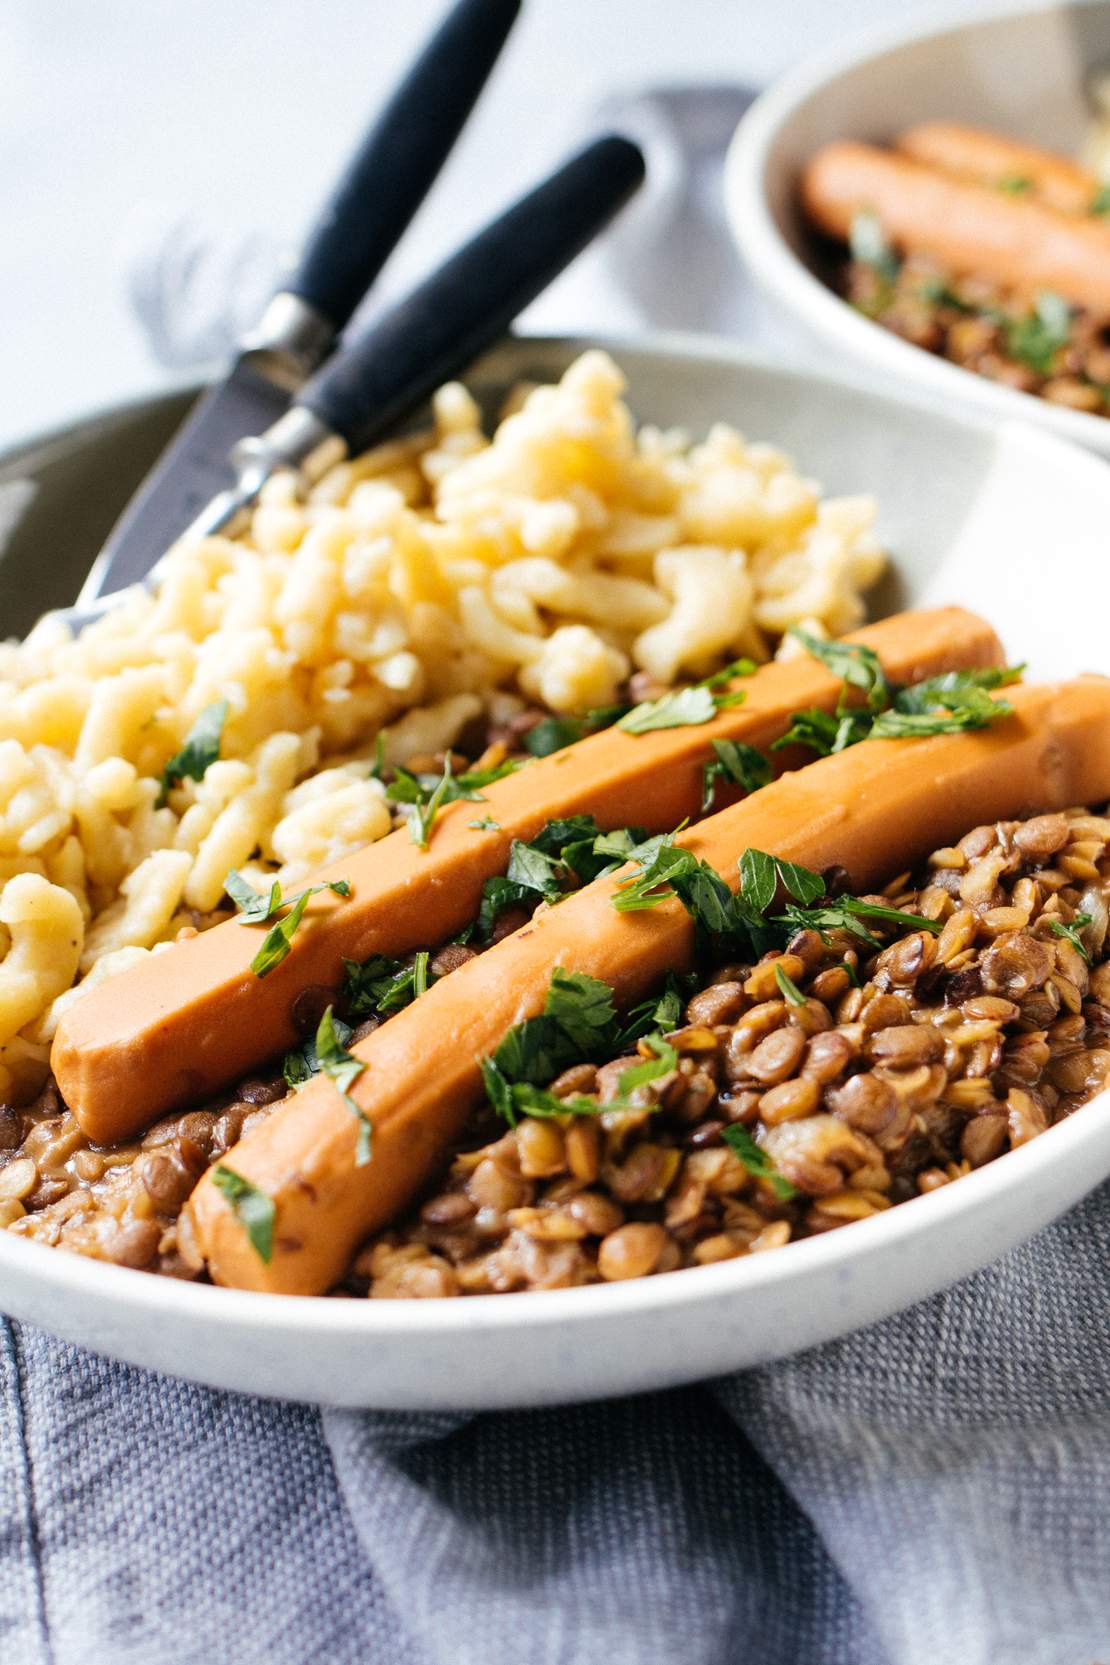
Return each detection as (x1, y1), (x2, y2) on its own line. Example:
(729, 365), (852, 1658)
(772, 706), (871, 758)
(342, 953), (431, 1016)
(1005, 290), (1071, 375)
(611, 840), (697, 912)
(225, 870), (281, 923)
(485, 969), (622, 1111)
(314, 1004), (372, 1165)
(250, 892), (314, 977)
(618, 1034), (679, 1093)
(545, 969), (619, 1054)
(388, 756), (458, 847)
(211, 1164), (275, 1261)
(387, 757), (522, 848)
(701, 739), (772, 811)
(283, 1011), (353, 1089)
(1049, 912), (1093, 964)
(786, 628), (890, 710)
(616, 972), (698, 1050)
(478, 876), (537, 939)
(699, 657), (757, 710)
(872, 666), (1020, 738)
(997, 174), (1033, 195)
(468, 817), (501, 831)
(521, 704), (629, 758)
(156, 698), (229, 806)
(738, 848), (824, 915)
(721, 1125), (797, 1200)
(523, 715), (586, 756)
(1091, 184), (1110, 217)
(849, 210), (899, 281)
(618, 685), (718, 734)
(229, 875), (352, 976)
(778, 896), (942, 949)
(506, 839), (565, 901)
(774, 962), (806, 1006)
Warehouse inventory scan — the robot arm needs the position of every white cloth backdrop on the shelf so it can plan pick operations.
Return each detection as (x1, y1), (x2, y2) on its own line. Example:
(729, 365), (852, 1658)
(1, 0), (972, 449)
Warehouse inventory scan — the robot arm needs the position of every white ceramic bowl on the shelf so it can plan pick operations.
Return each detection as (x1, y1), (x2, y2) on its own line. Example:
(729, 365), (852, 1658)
(725, 0), (1110, 455)
(2, 332), (1110, 1409)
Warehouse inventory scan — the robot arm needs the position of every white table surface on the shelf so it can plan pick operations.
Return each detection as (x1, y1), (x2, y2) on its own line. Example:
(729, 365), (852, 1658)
(1, 0), (970, 451)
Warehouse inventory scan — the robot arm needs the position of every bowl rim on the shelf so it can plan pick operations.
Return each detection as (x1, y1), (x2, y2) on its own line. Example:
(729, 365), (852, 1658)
(1, 1076), (1106, 1336)
(4, 325), (1110, 1346)
(722, 0), (1110, 452)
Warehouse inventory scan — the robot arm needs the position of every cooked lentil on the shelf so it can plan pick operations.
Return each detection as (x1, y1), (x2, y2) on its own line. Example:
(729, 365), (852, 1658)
(4, 805), (1110, 1293)
(846, 250), (1110, 415)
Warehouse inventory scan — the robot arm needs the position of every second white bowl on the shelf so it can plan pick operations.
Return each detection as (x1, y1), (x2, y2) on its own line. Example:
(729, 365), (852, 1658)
(725, 0), (1110, 455)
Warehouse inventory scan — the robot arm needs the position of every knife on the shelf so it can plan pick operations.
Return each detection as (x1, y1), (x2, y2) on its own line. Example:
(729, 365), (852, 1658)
(66, 134), (646, 632)
(78, 0), (521, 605)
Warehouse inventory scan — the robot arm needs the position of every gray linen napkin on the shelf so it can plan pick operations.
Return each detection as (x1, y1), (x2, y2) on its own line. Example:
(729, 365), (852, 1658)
(5, 1183), (1109, 1663)
(4, 85), (1110, 1665)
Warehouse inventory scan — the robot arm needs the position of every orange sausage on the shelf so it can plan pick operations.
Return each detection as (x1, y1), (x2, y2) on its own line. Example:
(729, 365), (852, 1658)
(186, 675), (1110, 1295)
(896, 122), (1101, 217)
(802, 141), (1110, 313)
(52, 606), (1002, 1144)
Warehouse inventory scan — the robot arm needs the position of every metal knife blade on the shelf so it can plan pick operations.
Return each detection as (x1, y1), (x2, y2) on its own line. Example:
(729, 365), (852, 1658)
(76, 359), (291, 603)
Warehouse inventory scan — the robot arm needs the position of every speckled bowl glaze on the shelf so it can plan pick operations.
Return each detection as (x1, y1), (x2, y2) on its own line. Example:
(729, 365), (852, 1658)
(1, 333), (1108, 1408)
(725, 1), (1110, 455)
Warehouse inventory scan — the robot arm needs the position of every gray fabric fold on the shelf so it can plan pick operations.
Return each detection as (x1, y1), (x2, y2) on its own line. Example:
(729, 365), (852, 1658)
(4, 1193), (1109, 1663)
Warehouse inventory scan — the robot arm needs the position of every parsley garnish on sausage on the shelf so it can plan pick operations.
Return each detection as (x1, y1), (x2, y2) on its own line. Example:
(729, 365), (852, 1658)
(617, 658), (756, 735)
(226, 872), (352, 977)
(211, 1165), (275, 1261)
(386, 756), (522, 847)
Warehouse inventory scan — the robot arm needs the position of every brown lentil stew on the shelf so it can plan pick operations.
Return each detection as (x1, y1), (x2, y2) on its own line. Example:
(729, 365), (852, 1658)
(3, 806), (1110, 1292)
(846, 249), (1110, 415)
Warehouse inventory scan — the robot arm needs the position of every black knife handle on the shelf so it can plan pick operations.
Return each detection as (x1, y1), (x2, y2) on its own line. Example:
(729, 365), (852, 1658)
(284, 0), (521, 333)
(298, 134), (646, 454)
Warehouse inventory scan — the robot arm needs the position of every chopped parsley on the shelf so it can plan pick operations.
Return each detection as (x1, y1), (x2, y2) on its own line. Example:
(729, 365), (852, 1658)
(481, 968), (629, 1126)
(283, 1009), (353, 1088)
(779, 637), (1022, 757)
(285, 1005), (374, 1164)
(997, 174), (1033, 195)
(1091, 184), (1110, 217)
(613, 835), (939, 958)
(480, 967), (797, 1199)
(522, 704), (629, 758)
(616, 972), (698, 1050)
(342, 952), (431, 1018)
(618, 1034), (678, 1093)
(476, 815), (649, 938)
(468, 817), (501, 831)
(1049, 912), (1093, 964)
(617, 659), (756, 736)
(1005, 291), (1071, 376)
(618, 685), (718, 734)
(211, 1165), (275, 1262)
(721, 1125), (797, 1200)
(226, 873), (352, 977)
(787, 628), (890, 710)
(774, 962), (806, 1006)
(701, 739), (772, 812)
(849, 210), (899, 282)
(387, 756), (521, 847)
(157, 698), (229, 806)
(313, 1004), (372, 1164)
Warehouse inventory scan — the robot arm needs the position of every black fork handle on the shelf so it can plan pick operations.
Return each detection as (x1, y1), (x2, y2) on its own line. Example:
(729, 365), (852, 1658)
(285, 0), (521, 333)
(297, 133), (646, 454)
